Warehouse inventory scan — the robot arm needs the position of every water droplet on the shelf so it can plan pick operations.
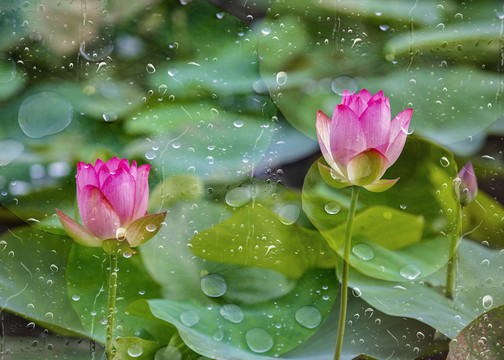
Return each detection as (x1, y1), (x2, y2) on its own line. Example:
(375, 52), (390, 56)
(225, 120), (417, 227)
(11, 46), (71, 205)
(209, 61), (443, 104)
(276, 71), (287, 86)
(261, 27), (271, 35)
(277, 204), (300, 225)
(102, 111), (117, 122)
(116, 227), (126, 240)
(127, 344), (143, 357)
(180, 310), (199, 327)
(201, 274), (227, 297)
(331, 76), (358, 95)
(71, 294), (80, 301)
(216, 11), (225, 19)
(18, 91), (73, 138)
(213, 328), (224, 341)
(400, 204), (407, 210)
(45, 312), (54, 320)
(49, 264), (58, 273)
(154, 346), (181, 360)
(352, 287), (362, 297)
(246, 328), (273, 353)
(220, 304), (244, 323)
(146, 224), (157, 232)
(295, 306), (322, 329)
(233, 119), (244, 128)
(416, 331), (425, 340)
(225, 187), (251, 207)
(400, 264), (421, 280)
(352, 243), (374, 261)
(0, 139), (24, 166)
(79, 38), (113, 62)
(482, 295), (493, 309)
(379, 24), (389, 31)
(440, 157), (450, 167)
(146, 63), (156, 74)
(324, 202), (341, 214)
(172, 141), (181, 149)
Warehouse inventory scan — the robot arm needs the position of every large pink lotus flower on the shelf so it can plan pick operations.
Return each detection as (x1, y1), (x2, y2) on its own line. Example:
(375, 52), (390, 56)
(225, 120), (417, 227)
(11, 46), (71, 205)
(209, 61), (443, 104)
(455, 162), (477, 206)
(56, 157), (166, 248)
(316, 89), (412, 192)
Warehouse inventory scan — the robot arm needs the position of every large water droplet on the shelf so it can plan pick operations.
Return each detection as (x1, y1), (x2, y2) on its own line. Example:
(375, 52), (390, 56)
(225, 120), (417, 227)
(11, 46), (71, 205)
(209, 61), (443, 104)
(440, 157), (450, 167)
(127, 344), (143, 357)
(245, 328), (273, 353)
(277, 204), (300, 225)
(18, 91), (73, 138)
(276, 71), (287, 86)
(225, 187), (251, 207)
(102, 111), (117, 122)
(220, 304), (244, 323)
(352, 243), (374, 261)
(201, 274), (227, 297)
(213, 328), (224, 341)
(154, 345), (181, 360)
(295, 306), (322, 329)
(482, 295), (494, 310)
(352, 287), (362, 297)
(331, 76), (358, 95)
(324, 202), (341, 214)
(399, 264), (421, 280)
(0, 139), (24, 166)
(180, 310), (199, 327)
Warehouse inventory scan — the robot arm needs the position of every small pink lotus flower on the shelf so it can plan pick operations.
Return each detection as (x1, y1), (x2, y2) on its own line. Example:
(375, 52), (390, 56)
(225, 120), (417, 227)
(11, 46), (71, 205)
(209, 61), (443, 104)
(56, 157), (166, 249)
(455, 162), (477, 206)
(316, 89), (412, 192)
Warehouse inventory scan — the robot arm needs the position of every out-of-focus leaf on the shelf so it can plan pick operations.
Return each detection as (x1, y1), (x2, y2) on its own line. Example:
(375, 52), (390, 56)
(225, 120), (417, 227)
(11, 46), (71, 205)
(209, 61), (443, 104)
(0, 226), (89, 338)
(447, 305), (504, 360)
(344, 239), (504, 339)
(463, 190), (504, 248)
(131, 269), (335, 359)
(190, 204), (336, 279)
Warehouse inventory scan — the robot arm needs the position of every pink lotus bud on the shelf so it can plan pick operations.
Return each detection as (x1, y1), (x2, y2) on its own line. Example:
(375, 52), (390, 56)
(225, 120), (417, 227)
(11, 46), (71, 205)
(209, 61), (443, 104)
(316, 89), (412, 192)
(56, 157), (166, 248)
(455, 162), (477, 206)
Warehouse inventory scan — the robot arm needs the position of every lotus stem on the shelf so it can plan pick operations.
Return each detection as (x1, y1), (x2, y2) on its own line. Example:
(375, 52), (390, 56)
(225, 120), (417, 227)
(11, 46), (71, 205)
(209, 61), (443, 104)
(334, 186), (359, 360)
(105, 253), (118, 359)
(446, 206), (463, 299)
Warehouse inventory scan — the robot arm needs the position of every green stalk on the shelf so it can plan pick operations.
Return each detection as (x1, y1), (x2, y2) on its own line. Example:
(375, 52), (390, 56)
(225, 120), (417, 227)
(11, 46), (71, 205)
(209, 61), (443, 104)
(445, 206), (463, 299)
(105, 253), (118, 359)
(334, 186), (359, 360)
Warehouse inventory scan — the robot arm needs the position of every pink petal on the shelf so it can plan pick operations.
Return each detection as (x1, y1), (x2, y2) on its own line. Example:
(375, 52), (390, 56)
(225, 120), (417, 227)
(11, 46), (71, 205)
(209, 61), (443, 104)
(132, 164), (150, 220)
(97, 164), (112, 187)
(76, 162), (98, 200)
(316, 111), (336, 168)
(359, 98), (391, 154)
(79, 185), (120, 239)
(330, 104), (366, 166)
(369, 90), (385, 103)
(101, 168), (136, 226)
(356, 89), (372, 103)
(105, 157), (121, 172)
(343, 95), (368, 117)
(93, 159), (106, 173)
(56, 209), (102, 247)
(386, 109), (412, 165)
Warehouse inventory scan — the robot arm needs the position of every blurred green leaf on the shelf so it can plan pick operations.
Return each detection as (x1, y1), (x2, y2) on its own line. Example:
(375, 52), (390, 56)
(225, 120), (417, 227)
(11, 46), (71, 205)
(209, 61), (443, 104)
(190, 204), (336, 279)
(447, 305), (504, 360)
(344, 239), (504, 339)
(132, 269), (335, 359)
(0, 226), (88, 338)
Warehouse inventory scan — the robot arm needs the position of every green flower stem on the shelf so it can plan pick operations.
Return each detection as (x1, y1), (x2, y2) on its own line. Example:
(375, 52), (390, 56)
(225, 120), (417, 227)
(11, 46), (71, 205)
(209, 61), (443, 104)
(334, 186), (359, 360)
(446, 206), (464, 299)
(105, 253), (118, 360)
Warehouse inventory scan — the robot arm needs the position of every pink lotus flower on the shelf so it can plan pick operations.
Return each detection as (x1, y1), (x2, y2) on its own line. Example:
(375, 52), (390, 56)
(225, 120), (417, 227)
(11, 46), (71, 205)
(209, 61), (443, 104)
(316, 89), (412, 192)
(455, 162), (477, 206)
(56, 157), (166, 248)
